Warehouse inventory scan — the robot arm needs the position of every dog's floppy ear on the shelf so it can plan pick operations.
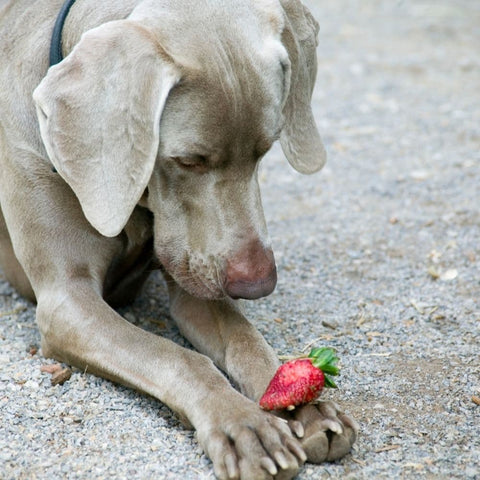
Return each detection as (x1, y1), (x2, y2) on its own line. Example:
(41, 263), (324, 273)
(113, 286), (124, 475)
(33, 21), (180, 237)
(279, 0), (326, 174)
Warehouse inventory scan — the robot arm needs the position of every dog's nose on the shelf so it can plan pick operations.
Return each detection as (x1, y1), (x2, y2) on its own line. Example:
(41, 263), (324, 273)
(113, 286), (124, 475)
(224, 240), (277, 300)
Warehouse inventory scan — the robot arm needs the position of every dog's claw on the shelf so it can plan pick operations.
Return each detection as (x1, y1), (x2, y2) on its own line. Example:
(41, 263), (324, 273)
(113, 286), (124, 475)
(261, 457), (278, 476)
(225, 452), (239, 479)
(288, 419), (305, 438)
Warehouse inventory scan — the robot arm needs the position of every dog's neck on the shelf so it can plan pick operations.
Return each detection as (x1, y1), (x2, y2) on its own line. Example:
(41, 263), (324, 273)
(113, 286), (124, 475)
(51, 0), (139, 62)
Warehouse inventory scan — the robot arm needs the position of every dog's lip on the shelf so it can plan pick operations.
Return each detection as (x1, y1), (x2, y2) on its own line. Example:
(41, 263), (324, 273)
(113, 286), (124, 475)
(156, 251), (227, 300)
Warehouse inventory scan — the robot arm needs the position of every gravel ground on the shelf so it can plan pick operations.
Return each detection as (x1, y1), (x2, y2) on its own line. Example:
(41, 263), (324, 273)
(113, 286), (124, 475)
(1, 0), (479, 479)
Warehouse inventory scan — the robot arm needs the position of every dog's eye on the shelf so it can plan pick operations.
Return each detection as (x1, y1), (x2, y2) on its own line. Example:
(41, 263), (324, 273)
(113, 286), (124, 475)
(171, 156), (208, 173)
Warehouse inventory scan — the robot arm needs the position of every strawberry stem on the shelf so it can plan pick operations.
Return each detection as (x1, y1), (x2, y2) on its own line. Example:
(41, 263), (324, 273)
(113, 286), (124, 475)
(308, 347), (340, 388)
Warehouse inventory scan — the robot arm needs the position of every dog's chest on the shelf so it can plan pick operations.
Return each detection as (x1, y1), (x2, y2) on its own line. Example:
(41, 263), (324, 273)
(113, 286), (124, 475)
(102, 206), (155, 305)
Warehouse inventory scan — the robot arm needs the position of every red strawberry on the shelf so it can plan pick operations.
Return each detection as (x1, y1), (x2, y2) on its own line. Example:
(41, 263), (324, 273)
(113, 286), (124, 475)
(259, 347), (339, 411)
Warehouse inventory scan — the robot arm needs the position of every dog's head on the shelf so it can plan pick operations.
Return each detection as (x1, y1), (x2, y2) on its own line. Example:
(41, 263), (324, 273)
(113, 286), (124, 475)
(33, 0), (325, 300)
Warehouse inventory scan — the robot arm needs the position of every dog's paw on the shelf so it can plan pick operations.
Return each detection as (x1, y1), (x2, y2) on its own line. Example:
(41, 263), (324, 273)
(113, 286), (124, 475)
(287, 401), (358, 463)
(197, 398), (306, 480)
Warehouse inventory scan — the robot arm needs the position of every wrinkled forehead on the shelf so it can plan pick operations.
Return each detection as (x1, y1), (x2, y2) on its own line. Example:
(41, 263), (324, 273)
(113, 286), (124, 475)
(159, 54), (285, 159)
(133, 0), (288, 156)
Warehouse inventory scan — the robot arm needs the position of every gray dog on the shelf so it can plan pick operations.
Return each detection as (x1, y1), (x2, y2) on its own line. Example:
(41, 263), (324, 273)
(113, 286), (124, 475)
(0, 0), (357, 478)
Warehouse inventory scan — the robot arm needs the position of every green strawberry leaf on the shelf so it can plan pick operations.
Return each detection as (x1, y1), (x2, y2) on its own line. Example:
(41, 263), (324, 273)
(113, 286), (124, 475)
(308, 347), (340, 381)
(324, 375), (338, 389)
(321, 364), (340, 376)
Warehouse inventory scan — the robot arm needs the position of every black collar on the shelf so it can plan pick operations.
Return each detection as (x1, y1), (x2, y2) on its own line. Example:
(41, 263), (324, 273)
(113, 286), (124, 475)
(49, 0), (77, 66)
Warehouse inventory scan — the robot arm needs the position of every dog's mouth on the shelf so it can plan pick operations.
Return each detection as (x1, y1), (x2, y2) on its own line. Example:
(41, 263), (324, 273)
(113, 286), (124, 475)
(157, 251), (227, 300)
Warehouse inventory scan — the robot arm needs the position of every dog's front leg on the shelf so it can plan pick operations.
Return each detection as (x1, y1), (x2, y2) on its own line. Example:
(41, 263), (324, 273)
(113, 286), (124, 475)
(167, 280), (358, 466)
(36, 281), (305, 480)
(167, 278), (280, 401)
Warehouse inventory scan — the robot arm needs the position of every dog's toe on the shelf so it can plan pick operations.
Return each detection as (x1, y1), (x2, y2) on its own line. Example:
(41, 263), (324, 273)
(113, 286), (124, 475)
(197, 398), (306, 480)
(290, 401), (358, 463)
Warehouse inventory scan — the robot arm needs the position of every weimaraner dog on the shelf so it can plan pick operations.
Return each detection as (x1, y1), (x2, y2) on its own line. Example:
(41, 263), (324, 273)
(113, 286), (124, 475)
(0, 0), (357, 478)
